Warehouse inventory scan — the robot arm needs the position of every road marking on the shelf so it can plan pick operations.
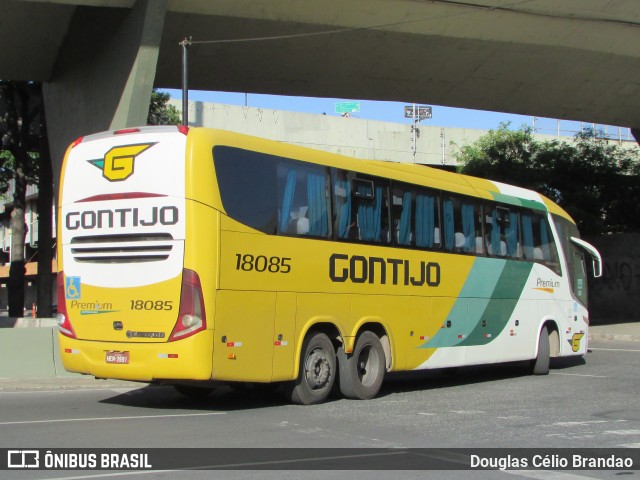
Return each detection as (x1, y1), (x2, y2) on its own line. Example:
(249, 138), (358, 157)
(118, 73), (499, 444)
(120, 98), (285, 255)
(0, 412), (225, 426)
(549, 420), (610, 427)
(550, 372), (606, 378)
(605, 429), (640, 435)
(590, 347), (640, 353)
(505, 470), (607, 480)
(0, 387), (140, 395)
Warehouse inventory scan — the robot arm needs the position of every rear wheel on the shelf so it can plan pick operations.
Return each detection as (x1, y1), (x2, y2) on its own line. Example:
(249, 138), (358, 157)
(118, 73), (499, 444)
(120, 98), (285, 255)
(531, 326), (550, 375)
(339, 331), (386, 400)
(286, 331), (336, 405)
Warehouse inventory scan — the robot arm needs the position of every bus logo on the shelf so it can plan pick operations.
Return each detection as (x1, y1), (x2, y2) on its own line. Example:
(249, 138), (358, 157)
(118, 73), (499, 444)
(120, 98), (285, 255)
(65, 277), (82, 300)
(88, 143), (155, 182)
(569, 332), (584, 352)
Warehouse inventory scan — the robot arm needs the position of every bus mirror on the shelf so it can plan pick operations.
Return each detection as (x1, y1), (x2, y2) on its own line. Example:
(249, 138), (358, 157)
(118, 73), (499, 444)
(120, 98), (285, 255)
(570, 237), (603, 278)
(592, 258), (603, 278)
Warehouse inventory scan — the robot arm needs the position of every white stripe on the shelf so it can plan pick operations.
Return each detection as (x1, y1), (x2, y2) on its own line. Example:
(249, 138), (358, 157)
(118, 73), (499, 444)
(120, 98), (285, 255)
(0, 412), (225, 426)
(504, 470), (605, 480)
(550, 373), (606, 378)
(0, 387), (139, 396)
(589, 347), (640, 353)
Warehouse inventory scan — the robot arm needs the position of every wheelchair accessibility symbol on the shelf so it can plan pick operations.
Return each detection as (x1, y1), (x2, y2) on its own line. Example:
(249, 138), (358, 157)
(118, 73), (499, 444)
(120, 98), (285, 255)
(65, 277), (81, 300)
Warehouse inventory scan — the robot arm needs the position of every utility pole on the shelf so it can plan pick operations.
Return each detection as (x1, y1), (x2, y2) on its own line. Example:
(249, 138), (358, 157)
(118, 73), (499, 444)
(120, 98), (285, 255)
(179, 37), (191, 126)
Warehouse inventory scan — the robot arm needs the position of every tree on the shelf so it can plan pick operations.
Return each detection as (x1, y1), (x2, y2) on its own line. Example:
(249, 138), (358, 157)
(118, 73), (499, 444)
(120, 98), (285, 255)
(147, 89), (181, 126)
(0, 81), (42, 317)
(454, 124), (640, 235)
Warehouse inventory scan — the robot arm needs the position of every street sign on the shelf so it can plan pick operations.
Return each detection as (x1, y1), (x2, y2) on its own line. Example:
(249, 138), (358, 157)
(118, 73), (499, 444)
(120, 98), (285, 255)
(335, 101), (360, 114)
(404, 105), (432, 120)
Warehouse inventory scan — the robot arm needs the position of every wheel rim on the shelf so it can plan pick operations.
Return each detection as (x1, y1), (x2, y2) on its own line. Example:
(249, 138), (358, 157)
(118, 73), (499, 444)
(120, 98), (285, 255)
(356, 343), (380, 387)
(304, 346), (331, 390)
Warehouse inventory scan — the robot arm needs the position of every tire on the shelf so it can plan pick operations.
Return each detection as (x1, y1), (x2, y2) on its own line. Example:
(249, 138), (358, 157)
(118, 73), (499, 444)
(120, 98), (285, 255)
(531, 326), (550, 375)
(339, 331), (386, 400)
(173, 384), (215, 398)
(286, 331), (336, 405)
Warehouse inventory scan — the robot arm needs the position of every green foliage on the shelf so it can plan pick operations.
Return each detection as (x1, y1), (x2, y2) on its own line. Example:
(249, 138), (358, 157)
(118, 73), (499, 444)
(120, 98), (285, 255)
(455, 124), (640, 235)
(147, 89), (181, 126)
(1, 81), (41, 192)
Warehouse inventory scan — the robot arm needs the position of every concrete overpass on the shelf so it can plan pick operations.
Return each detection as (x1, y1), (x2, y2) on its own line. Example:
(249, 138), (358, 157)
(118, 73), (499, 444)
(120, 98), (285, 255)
(2, 0), (640, 169)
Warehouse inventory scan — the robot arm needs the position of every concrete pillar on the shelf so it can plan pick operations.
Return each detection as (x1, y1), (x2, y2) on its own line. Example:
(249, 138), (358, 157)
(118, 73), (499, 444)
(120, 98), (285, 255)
(43, 0), (168, 190)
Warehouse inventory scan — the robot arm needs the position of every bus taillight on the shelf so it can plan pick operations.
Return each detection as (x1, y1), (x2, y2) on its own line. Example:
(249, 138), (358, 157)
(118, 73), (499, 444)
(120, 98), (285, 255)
(56, 273), (77, 339)
(169, 269), (206, 341)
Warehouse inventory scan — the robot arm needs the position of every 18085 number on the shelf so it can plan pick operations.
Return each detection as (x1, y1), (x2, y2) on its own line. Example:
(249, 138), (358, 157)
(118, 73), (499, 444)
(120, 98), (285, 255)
(235, 254), (291, 273)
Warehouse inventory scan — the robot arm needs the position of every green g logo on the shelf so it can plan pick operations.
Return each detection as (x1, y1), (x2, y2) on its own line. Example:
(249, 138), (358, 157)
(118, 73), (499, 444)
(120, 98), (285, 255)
(89, 143), (155, 182)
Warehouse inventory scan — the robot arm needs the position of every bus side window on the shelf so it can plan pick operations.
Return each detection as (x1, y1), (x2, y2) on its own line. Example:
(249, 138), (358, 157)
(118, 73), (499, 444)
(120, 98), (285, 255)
(484, 205), (520, 258)
(351, 176), (390, 244)
(415, 190), (440, 249)
(391, 184), (413, 246)
(332, 170), (352, 239)
(277, 163), (331, 238)
(522, 211), (561, 274)
(391, 183), (440, 250)
(443, 195), (481, 254)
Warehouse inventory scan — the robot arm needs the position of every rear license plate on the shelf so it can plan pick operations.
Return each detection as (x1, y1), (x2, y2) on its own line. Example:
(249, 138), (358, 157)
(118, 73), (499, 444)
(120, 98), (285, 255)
(105, 351), (130, 364)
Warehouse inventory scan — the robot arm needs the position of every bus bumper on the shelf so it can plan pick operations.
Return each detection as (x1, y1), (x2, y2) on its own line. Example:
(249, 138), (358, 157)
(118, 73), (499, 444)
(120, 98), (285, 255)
(58, 331), (214, 382)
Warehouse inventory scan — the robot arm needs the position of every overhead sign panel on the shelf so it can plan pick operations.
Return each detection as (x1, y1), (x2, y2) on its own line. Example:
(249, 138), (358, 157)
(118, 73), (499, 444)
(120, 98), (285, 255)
(335, 101), (360, 114)
(404, 105), (432, 120)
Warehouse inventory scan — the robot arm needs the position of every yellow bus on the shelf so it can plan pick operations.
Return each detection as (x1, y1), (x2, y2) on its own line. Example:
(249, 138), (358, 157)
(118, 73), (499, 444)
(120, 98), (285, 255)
(57, 126), (602, 404)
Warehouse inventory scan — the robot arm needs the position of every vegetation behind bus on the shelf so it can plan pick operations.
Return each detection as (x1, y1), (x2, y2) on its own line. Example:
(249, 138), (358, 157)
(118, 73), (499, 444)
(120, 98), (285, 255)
(455, 125), (640, 235)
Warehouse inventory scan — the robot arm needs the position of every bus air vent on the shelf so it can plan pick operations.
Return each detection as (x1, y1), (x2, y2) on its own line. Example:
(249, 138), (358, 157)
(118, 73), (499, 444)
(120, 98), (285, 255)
(70, 233), (174, 263)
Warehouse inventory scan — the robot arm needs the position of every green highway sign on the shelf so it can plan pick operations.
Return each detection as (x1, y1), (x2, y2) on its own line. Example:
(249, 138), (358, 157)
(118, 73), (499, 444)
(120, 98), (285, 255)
(335, 101), (360, 114)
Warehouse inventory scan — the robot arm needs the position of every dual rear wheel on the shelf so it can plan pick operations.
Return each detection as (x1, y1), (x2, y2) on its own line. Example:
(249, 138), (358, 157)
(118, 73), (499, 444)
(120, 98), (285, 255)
(286, 330), (386, 405)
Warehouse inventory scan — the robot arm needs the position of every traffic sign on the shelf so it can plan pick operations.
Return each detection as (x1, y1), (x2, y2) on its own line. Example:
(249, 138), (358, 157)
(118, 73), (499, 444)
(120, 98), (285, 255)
(335, 101), (360, 114)
(404, 105), (432, 120)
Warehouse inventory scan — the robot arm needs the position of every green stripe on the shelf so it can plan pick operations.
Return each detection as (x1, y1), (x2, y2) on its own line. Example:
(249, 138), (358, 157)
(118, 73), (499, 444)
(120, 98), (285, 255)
(458, 260), (533, 346)
(491, 192), (546, 212)
(422, 258), (533, 349)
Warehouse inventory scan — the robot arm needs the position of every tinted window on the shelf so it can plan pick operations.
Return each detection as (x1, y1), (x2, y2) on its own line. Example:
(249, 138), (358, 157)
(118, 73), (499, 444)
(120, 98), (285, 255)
(276, 161), (331, 238)
(214, 146), (277, 234)
(442, 194), (483, 254)
(214, 146), (330, 238)
(522, 210), (561, 274)
(333, 171), (390, 244)
(484, 204), (520, 258)
(391, 182), (441, 250)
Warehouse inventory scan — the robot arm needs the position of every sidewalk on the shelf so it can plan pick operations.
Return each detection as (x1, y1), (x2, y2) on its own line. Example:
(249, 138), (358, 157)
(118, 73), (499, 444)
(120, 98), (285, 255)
(589, 322), (640, 343)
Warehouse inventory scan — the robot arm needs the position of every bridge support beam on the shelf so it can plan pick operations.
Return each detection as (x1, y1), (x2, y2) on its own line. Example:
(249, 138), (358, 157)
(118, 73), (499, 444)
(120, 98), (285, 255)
(43, 0), (168, 188)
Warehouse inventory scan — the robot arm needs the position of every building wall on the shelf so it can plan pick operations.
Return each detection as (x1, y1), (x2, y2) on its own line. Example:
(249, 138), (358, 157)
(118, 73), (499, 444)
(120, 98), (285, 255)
(172, 100), (639, 167)
(587, 234), (640, 323)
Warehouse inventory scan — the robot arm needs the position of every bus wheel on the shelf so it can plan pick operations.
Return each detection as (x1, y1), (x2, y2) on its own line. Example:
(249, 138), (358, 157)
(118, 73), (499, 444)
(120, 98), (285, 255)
(173, 384), (215, 398)
(287, 331), (336, 405)
(339, 331), (385, 400)
(531, 326), (550, 375)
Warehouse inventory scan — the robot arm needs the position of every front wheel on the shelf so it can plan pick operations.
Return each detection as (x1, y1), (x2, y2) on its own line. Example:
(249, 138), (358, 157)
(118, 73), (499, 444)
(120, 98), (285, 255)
(531, 326), (550, 375)
(286, 331), (336, 405)
(339, 331), (386, 400)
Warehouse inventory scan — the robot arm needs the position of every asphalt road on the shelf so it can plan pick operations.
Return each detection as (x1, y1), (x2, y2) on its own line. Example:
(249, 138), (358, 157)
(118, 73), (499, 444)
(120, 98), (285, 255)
(0, 339), (638, 480)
